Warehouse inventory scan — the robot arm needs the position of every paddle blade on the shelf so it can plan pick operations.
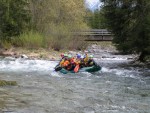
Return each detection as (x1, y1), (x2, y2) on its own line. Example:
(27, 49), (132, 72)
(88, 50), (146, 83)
(54, 65), (62, 71)
(74, 65), (79, 73)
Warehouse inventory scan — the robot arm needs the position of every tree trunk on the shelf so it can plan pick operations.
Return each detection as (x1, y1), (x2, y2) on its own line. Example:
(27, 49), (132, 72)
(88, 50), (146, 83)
(138, 51), (146, 62)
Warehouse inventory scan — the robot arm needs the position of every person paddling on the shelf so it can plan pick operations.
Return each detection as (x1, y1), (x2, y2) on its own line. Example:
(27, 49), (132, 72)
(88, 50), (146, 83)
(83, 53), (89, 67)
(54, 53), (67, 71)
(86, 55), (97, 66)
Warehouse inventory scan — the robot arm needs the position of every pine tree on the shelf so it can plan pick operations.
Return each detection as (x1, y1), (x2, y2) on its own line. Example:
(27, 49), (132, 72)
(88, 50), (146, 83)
(101, 0), (150, 61)
(0, 0), (31, 39)
(85, 9), (106, 29)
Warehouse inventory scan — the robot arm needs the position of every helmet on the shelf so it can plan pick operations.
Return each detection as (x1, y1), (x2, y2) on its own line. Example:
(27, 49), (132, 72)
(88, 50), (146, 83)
(68, 55), (72, 58)
(77, 54), (81, 58)
(60, 53), (64, 58)
(89, 55), (93, 58)
(81, 55), (84, 59)
(83, 54), (86, 58)
(64, 54), (68, 57)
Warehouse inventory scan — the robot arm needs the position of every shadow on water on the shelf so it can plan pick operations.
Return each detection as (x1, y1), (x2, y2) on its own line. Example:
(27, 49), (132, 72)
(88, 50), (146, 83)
(0, 57), (149, 113)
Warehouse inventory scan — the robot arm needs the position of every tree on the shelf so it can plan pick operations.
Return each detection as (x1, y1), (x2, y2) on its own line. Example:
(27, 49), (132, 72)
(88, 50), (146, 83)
(29, 0), (87, 33)
(85, 9), (106, 29)
(0, 0), (31, 39)
(29, 0), (88, 50)
(101, 0), (150, 61)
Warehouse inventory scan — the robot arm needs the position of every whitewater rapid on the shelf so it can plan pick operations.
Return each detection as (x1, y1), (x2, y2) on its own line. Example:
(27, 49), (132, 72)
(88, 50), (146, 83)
(0, 56), (149, 113)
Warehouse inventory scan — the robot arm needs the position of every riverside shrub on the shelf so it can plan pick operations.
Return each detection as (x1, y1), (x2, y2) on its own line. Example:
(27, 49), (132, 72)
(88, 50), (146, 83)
(12, 31), (44, 49)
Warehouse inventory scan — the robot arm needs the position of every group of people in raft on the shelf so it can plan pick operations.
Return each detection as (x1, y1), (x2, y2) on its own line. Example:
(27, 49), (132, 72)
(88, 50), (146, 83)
(56, 53), (97, 72)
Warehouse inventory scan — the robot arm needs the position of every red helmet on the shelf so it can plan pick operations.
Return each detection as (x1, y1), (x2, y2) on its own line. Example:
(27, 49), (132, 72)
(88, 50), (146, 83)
(60, 53), (64, 58)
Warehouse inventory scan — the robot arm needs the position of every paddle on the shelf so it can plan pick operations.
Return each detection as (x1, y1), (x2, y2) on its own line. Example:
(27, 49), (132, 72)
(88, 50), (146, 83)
(54, 65), (62, 71)
(74, 64), (80, 73)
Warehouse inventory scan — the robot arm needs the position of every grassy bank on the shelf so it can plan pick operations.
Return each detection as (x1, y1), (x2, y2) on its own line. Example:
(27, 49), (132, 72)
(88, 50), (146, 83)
(0, 31), (87, 52)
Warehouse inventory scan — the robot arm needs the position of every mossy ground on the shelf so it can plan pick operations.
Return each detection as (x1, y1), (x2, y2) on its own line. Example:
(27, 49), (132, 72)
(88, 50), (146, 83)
(0, 80), (17, 109)
(0, 80), (17, 86)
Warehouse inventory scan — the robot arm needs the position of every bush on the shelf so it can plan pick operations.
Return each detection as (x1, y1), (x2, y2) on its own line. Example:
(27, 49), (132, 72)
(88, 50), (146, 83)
(12, 31), (44, 49)
(10, 24), (88, 51)
(44, 23), (88, 51)
(0, 40), (12, 49)
(68, 36), (87, 50)
(44, 23), (71, 51)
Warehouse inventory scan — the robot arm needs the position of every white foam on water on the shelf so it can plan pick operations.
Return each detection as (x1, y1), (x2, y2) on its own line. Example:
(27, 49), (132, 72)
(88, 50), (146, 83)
(50, 71), (62, 77)
(101, 67), (111, 72)
(101, 66), (142, 79)
(0, 59), (64, 77)
(101, 57), (128, 60)
(0, 59), (58, 73)
(0, 58), (144, 79)
(81, 71), (92, 77)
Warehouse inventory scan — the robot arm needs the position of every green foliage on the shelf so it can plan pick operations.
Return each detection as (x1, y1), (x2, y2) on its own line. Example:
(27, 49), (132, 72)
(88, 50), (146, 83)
(0, 0), (31, 39)
(0, 80), (17, 86)
(68, 36), (87, 50)
(44, 23), (71, 51)
(101, 0), (150, 61)
(0, 40), (12, 49)
(0, 0), (88, 50)
(30, 0), (87, 33)
(29, 0), (88, 50)
(44, 23), (87, 51)
(12, 31), (44, 49)
(86, 9), (106, 29)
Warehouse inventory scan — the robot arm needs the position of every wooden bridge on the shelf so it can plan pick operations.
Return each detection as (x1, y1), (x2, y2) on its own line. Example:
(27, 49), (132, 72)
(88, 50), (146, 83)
(73, 29), (113, 41)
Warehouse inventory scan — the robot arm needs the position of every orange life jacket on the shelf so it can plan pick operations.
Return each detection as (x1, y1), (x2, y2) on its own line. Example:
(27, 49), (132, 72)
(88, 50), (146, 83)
(63, 60), (70, 67)
(70, 58), (75, 64)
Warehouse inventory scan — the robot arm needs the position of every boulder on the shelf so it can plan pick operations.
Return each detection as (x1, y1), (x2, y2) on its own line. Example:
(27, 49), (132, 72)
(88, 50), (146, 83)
(20, 54), (28, 59)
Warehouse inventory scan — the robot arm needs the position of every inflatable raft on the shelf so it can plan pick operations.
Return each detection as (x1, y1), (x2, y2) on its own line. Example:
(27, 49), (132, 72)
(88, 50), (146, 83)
(55, 64), (101, 74)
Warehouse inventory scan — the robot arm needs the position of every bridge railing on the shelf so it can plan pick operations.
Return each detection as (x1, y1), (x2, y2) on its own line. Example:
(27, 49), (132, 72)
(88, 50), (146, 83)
(72, 29), (113, 41)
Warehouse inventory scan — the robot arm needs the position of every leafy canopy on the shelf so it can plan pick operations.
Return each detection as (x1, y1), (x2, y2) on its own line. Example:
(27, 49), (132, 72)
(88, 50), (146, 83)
(0, 0), (31, 39)
(101, 0), (150, 61)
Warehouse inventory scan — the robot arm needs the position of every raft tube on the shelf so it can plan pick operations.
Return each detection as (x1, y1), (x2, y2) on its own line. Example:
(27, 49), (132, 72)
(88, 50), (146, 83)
(57, 65), (101, 74)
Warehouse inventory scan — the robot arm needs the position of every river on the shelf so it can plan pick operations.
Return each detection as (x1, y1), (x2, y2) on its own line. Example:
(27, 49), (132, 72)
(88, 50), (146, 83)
(0, 48), (150, 113)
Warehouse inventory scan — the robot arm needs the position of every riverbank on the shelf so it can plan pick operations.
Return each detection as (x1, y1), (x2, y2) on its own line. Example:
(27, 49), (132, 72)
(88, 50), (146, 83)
(0, 47), (63, 61)
(0, 42), (116, 60)
(0, 42), (149, 68)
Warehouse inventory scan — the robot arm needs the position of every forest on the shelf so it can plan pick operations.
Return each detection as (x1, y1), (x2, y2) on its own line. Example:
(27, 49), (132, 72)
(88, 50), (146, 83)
(0, 0), (149, 62)
(0, 0), (88, 50)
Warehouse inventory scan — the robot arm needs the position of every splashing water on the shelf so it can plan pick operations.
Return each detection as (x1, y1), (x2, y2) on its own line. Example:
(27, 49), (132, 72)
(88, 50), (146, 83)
(0, 57), (149, 113)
